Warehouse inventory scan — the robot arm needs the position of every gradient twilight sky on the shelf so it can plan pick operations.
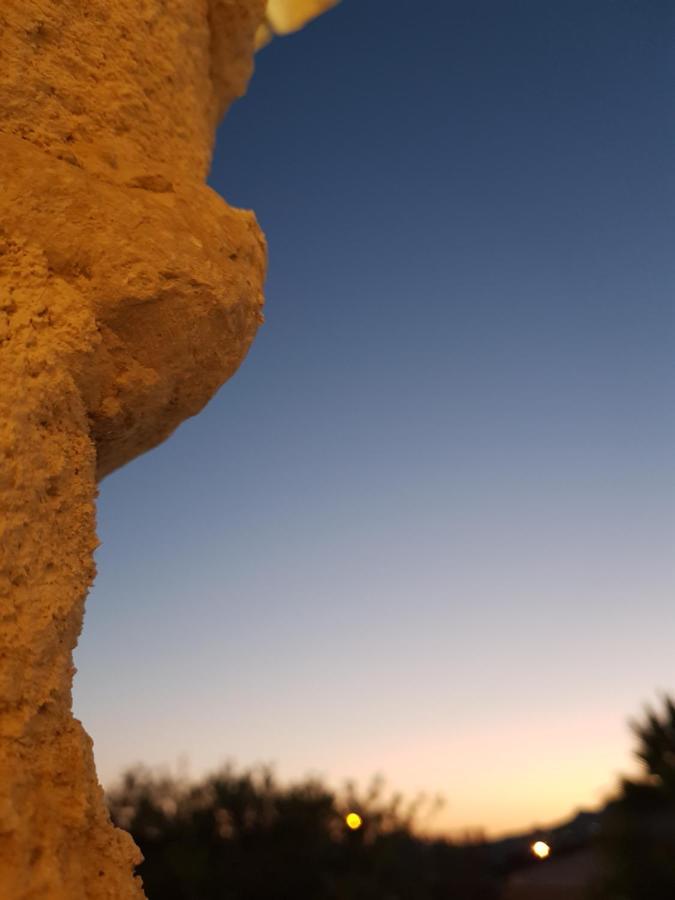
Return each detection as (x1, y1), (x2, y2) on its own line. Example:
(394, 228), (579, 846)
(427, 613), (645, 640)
(73, 0), (674, 836)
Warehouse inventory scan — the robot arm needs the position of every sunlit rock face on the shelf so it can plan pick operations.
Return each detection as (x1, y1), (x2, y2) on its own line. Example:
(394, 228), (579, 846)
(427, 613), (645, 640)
(257, 0), (339, 45)
(0, 0), (329, 896)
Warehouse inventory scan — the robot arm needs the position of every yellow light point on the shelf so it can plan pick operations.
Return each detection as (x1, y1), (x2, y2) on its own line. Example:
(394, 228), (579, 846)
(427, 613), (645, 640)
(532, 840), (551, 860)
(345, 812), (363, 830)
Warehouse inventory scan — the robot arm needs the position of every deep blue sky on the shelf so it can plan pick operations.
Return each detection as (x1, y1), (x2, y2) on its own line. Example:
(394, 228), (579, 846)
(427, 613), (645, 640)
(74, 0), (674, 835)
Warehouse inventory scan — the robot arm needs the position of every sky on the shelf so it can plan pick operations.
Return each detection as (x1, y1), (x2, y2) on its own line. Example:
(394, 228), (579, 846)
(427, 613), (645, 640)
(73, 0), (674, 837)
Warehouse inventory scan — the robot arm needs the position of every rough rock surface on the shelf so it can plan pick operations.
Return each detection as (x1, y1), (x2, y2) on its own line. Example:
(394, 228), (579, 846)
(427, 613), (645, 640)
(0, 1), (267, 897)
(1, 0), (338, 895)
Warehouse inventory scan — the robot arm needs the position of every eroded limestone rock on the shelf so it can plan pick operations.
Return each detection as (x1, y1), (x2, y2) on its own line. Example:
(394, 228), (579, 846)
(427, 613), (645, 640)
(0, 0), (341, 895)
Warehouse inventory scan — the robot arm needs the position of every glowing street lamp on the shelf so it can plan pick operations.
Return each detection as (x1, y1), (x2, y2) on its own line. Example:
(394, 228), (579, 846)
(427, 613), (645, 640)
(345, 812), (363, 831)
(531, 840), (551, 860)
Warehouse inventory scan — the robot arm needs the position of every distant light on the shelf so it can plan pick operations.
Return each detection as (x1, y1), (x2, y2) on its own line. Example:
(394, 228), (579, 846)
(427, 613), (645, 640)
(532, 840), (551, 859)
(345, 812), (363, 830)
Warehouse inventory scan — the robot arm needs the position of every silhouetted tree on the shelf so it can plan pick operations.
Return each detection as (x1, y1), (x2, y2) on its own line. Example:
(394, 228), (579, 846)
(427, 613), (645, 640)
(107, 765), (498, 900)
(633, 695), (675, 794)
(593, 695), (675, 899)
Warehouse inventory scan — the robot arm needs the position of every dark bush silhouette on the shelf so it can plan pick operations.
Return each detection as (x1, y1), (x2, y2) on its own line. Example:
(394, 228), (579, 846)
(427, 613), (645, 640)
(593, 695), (675, 899)
(107, 765), (498, 900)
(633, 695), (675, 793)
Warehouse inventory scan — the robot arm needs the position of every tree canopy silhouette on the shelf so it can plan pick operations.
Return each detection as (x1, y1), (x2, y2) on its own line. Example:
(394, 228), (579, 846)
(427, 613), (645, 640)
(107, 765), (497, 900)
(632, 695), (675, 794)
(594, 695), (675, 899)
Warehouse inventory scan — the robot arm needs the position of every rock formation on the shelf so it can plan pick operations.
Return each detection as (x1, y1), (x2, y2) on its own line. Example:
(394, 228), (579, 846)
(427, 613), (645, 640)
(0, 1), (335, 896)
